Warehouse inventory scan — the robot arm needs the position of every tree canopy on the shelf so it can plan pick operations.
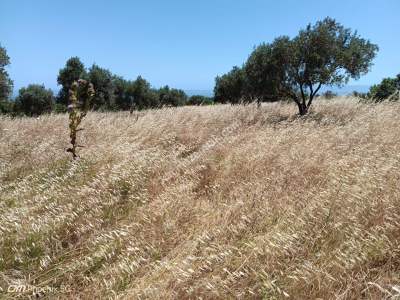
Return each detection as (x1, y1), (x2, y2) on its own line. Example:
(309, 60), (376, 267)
(55, 57), (192, 112)
(244, 37), (291, 104)
(88, 64), (116, 110)
(214, 66), (246, 104)
(14, 84), (54, 116)
(113, 76), (132, 111)
(369, 74), (400, 101)
(158, 85), (187, 107)
(57, 57), (86, 106)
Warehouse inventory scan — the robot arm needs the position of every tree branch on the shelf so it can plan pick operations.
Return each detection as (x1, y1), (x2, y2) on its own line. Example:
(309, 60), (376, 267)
(312, 83), (322, 98)
(288, 92), (303, 113)
(299, 83), (306, 106)
(307, 82), (322, 108)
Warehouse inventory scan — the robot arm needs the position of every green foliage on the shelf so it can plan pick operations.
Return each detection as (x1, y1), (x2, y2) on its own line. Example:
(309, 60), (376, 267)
(113, 76), (133, 111)
(158, 85), (187, 107)
(131, 75), (151, 109)
(187, 95), (214, 106)
(31, 56), (194, 115)
(57, 57), (87, 107)
(130, 76), (159, 110)
(0, 44), (13, 103)
(14, 84), (54, 116)
(244, 37), (292, 104)
(214, 66), (247, 104)
(88, 64), (116, 110)
(368, 74), (400, 101)
(54, 102), (68, 113)
(67, 80), (94, 159)
(0, 99), (14, 114)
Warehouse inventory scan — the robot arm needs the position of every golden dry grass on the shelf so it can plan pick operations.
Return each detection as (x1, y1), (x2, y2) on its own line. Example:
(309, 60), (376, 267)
(1, 97), (400, 299)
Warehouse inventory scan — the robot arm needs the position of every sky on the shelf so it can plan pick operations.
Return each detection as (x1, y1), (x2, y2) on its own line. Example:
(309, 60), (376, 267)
(1, 0), (399, 94)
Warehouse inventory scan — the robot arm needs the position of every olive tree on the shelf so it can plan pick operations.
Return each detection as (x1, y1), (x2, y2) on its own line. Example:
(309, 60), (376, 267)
(245, 17), (378, 115)
(214, 66), (247, 104)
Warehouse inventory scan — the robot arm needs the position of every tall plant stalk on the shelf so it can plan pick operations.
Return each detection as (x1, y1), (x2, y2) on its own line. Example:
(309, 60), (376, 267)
(67, 79), (94, 159)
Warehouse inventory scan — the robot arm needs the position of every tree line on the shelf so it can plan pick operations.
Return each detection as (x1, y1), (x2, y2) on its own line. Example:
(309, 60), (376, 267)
(0, 55), (213, 116)
(1, 17), (400, 117)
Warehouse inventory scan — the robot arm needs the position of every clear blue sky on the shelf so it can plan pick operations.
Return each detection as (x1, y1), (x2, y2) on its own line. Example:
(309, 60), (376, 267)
(1, 0), (399, 93)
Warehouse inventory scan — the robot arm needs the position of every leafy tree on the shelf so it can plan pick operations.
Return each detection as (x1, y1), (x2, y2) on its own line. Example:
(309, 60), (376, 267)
(158, 85), (187, 107)
(113, 76), (133, 110)
(143, 90), (160, 109)
(0, 44), (13, 104)
(88, 64), (116, 110)
(214, 66), (247, 104)
(187, 95), (214, 106)
(14, 84), (54, 116)
(57, 57), (87, 106)
(289, 18), (378, 114)
(369, 74), (400, 101)
(130, 76), (159, 110)
(245, 37), (292, 105)
(243, 17), (378, 115)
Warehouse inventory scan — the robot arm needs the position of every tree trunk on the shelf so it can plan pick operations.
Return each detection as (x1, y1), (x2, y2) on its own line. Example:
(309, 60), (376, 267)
(299, 103), (308, 116)
(291, 94), (308, 116)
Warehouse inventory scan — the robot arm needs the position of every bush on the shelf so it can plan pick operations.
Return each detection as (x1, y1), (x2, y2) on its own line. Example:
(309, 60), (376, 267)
(187, 95), (214, 106)
(368, 74), (400, 101)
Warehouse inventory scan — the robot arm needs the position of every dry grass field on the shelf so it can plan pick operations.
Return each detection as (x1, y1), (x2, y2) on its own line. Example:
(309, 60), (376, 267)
(1, 97), (400, 299)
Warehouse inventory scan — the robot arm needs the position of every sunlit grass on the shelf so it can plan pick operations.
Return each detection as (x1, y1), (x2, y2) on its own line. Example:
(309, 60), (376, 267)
(1, 97), (399, 299)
